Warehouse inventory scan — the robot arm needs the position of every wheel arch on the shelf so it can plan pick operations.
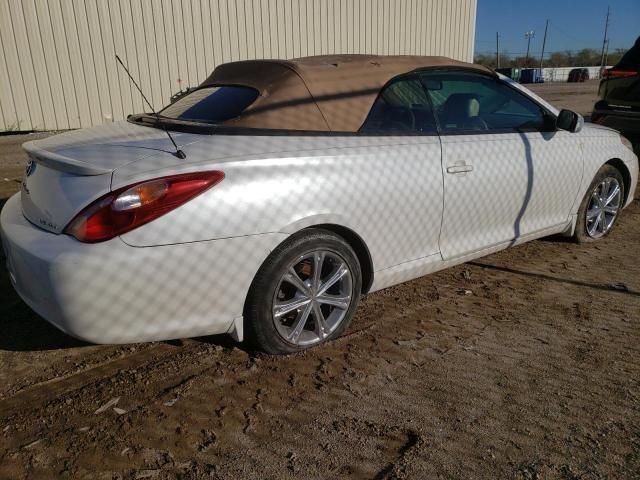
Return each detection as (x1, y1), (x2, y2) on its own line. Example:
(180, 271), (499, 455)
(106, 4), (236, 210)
(305, 223), (374, 294)
(604, 158), (632, 205)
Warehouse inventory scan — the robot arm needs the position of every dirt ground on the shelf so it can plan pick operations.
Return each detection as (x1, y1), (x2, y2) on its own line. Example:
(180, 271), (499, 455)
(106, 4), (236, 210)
(1, 81), (639, 479)
(528, 80), (600, 117)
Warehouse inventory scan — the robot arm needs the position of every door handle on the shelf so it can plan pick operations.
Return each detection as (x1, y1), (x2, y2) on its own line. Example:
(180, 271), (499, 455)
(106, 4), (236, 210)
(446, 164), (474, 174)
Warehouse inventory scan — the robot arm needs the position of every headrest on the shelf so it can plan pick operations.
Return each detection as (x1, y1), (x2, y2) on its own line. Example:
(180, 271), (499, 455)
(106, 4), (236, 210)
(443, 93), (480, 118)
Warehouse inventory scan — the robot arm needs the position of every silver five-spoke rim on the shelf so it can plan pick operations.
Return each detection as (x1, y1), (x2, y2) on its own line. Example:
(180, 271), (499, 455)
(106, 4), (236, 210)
(272, 250), (353, 346)
(586, 177), (621, 238)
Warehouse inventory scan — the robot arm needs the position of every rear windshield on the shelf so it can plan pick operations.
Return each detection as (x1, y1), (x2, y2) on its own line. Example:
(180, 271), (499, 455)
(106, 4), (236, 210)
(160, 86), (259, 123)
(615, 37), (640, 70)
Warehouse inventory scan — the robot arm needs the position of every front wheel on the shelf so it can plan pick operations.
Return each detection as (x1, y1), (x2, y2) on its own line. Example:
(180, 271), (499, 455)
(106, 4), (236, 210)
(573, 165), (624, 243)
(244, 229), (362, 354)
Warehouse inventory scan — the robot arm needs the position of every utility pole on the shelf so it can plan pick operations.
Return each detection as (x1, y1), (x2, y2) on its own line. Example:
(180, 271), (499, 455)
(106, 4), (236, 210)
(600, 6), (610, 69)
(524, 30), (535, 67)
(539, 20), (549, 70)
(496, 32), (500, 69)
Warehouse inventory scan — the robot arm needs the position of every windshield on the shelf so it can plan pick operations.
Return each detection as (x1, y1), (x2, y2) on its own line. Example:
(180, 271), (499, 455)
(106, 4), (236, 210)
(159, 86), (259, 123)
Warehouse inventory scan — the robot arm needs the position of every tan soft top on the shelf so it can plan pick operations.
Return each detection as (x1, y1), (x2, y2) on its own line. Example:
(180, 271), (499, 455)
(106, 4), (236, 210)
(200, 55), (494, 132)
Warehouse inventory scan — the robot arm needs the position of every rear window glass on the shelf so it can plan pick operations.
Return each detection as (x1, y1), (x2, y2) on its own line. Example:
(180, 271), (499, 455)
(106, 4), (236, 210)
(160, 86), (259, 123)
(616, 38), (640, 70)
(360, 76), (437, 134)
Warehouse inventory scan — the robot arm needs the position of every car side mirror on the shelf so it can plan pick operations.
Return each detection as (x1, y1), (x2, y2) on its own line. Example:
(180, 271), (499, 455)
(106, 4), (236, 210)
(557, 109), (583, 133)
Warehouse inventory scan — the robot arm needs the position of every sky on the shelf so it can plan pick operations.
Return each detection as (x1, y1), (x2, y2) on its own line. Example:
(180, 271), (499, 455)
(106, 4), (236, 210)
(474, 0), (640, 57)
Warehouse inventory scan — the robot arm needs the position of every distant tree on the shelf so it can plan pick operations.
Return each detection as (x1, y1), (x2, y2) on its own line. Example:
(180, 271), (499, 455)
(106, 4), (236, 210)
(606, 48), (628, 66)
(547, 51), (569, 67)
(575, 48), (599, 66)
(513, 56), (530, 68)
(473, 53), (495, 68)
(475, 46), (624, 70)
(563, 50), (575, 67)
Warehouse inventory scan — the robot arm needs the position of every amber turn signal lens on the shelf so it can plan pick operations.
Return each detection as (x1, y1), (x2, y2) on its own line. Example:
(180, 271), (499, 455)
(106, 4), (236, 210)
(112, 180), (169, 211)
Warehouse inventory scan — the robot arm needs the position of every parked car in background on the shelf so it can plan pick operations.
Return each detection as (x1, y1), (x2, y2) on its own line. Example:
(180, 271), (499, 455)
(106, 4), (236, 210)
(592, 37), (640, 151)
(568, 68), (590, 82)
(520, 68), (544, 84)
(1, 55), (637, 354)
(495, 67), (521, 82)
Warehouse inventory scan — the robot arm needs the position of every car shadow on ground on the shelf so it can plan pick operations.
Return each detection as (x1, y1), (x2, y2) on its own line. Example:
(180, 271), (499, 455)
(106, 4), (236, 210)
(469, 260), (640, 297)
(0, 301), (90, 352)
(193, 334), (243, 350)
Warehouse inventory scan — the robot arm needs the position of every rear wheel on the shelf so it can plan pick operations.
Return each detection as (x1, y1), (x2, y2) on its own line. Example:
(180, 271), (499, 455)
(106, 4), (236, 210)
(573, 165), (624, 242)
(244, 229), (362, 354)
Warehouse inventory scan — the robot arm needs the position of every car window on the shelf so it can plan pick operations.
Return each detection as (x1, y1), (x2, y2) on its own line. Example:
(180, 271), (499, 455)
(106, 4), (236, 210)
(360, 76), (437, 134)
(615, 36), (640, 70)
(160, 86), (259, 123)
(420, 71), (546, 134)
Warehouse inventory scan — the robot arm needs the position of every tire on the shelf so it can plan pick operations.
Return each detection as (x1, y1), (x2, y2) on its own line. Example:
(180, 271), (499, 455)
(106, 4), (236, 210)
(573, 164), (625, 243)
(244, 228), (362, 354)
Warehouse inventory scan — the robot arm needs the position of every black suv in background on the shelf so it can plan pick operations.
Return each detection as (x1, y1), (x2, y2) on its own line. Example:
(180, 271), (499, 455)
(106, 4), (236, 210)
(592, 37), (640, 151)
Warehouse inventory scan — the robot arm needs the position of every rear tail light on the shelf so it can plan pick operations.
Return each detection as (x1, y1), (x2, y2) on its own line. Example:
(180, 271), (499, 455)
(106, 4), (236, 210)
(64, 171), (224, 242)
(603, 69), (639, 78)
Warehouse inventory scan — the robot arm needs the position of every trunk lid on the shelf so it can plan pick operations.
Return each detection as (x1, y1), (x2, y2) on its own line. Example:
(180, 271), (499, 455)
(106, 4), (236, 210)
(20, 121), (204, 234)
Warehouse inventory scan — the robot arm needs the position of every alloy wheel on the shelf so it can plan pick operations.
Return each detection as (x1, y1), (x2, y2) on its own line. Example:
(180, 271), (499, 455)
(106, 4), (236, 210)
(272, 250), (353, 346)
(586, 177), (621, 238)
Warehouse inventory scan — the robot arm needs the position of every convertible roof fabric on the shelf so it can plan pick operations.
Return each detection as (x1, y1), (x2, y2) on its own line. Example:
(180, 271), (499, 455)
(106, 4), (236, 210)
(200, 55), (494, 132)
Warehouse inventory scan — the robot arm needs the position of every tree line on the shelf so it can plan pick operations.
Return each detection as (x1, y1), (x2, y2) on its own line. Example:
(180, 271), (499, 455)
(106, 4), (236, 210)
(474, 48), (627, 69)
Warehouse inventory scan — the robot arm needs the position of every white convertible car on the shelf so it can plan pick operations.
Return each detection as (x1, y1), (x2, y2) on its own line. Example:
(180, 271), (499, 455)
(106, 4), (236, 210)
(1, 55), (637, 353)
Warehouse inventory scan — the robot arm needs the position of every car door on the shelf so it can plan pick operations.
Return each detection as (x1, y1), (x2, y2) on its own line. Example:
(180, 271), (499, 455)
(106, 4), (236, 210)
(420, 70), (583, 260)
(359, 74), (444, 265)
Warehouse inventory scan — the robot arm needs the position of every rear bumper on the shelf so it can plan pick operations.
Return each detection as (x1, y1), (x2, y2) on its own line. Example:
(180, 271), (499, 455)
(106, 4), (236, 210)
(1, 194), (286, 344)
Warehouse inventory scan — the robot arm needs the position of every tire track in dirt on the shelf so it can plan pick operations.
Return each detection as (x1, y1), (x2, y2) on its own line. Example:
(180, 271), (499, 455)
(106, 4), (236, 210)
(0, 342), (192, 420)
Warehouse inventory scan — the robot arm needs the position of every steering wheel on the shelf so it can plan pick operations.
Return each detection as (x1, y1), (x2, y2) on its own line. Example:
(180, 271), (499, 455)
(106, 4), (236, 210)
(389, 109), (416, 131)
(465, 116), (489, 131)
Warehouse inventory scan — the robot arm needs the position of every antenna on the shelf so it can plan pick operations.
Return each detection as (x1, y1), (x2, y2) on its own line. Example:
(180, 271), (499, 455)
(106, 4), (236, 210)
(115, 55), (186, 159)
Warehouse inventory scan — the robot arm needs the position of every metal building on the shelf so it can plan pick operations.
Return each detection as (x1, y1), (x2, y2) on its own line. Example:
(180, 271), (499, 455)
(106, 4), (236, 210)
(0, 0), (477, 132)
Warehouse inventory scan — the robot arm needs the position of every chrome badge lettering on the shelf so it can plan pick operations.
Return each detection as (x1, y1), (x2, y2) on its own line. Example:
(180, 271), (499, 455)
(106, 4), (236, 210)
(25, 158), (36, 177)
(39, 218), (58, 230)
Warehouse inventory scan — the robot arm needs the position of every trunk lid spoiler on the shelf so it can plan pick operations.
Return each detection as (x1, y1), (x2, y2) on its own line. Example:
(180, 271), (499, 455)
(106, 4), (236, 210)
(23, 142), (113, 176)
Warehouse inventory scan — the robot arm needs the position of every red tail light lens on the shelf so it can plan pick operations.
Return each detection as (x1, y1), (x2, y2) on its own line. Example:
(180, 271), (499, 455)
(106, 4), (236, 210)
(64, 171), (225, 242)
(604, 69), (639, 78)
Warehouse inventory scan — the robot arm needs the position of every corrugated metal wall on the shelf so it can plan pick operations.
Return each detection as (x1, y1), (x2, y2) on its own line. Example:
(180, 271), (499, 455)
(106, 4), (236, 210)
(0, 0), (477, 132)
